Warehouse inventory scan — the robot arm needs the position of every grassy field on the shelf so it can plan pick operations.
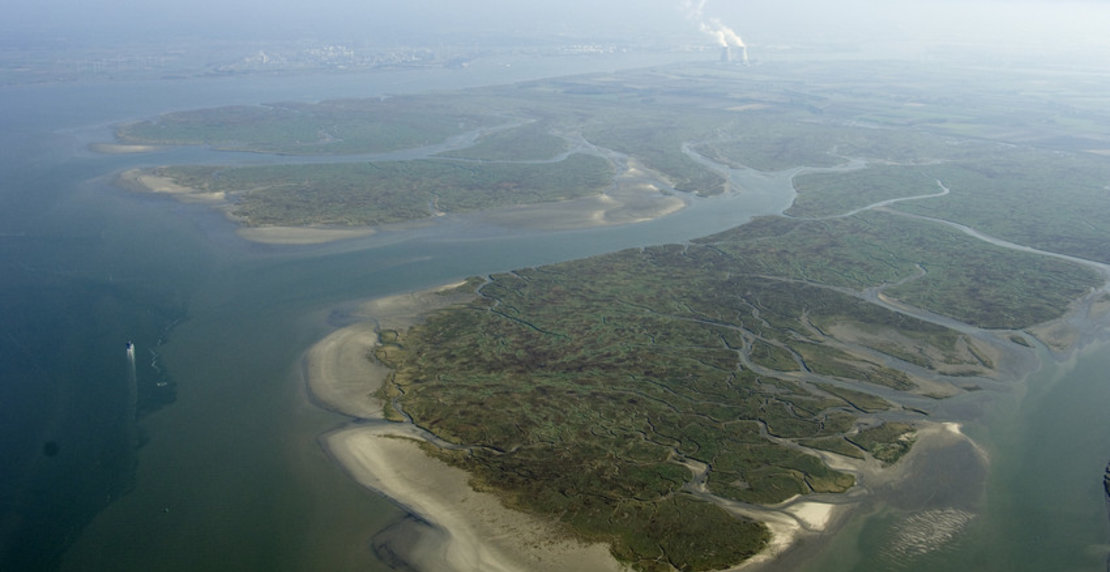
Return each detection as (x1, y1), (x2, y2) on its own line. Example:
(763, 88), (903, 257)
(117, 96), (503, 155)
(699, 212), (1100, 329)
(435, 121), (569, 161)
(786, 154), (1110, 265)
(787, 165), (941, 218)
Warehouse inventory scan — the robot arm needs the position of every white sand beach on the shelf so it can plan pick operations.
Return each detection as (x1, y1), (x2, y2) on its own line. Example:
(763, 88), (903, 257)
(118, 168), (227, 204)
(303, 283), (626, 571)
(328, 427), (624, 572)
(88, 142), (163, 154)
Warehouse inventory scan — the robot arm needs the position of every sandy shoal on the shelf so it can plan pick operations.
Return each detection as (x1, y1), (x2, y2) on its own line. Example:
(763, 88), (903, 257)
(89, 142), (162, 154)
(306, 283), (473, 417)
(328, 426), (623, 572)
(458, 185), (684, 231)
(118, 168), (227, 204)
(236, 226), (377, 245)
(468, 156), (686, 231)
(784, 502), (838, 530)
(305, 282), (623, 571)
(119, 168), (378, 245)
(304, 322), (387, 419)
(728, 499), (841, 571)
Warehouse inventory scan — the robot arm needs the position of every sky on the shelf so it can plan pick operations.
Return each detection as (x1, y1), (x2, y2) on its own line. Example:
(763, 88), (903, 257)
(5, 0), (1110, 59)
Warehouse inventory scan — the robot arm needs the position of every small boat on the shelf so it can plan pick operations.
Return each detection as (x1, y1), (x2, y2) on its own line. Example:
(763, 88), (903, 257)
(125, 341), (134, 351)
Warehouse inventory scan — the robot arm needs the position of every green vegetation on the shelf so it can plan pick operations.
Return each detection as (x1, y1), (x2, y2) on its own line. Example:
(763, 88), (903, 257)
(698, 212), (1100, 329)
(436, 121), (569, 161)
(153, 153), (612, 226)
(581, 111), (729, 196)
(815, 383), (894, 413)
(848, 423), (916, 465)
(798, 437), (867, 459)
(893, 156), (1110, 264)
(787, 165), (940, 218)
(784, 155), (1110, 265)
(117, 96), (501, 154)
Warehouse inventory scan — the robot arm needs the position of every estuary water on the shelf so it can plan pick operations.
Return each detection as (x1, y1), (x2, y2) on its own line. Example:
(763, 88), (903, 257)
(3, 56), (1109, 572)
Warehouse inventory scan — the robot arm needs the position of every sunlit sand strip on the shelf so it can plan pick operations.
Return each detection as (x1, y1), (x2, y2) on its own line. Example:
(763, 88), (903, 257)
(785, 502), (838, 530)
(307, 282), (475, 418)
(304, 323), (386, 419)
(236, 225), (376, 244)
(478, 186), (685, 231)
(729, 501), (841, 571)
(328, 427), (624, 572)
(89, 142), (162, 154)
(118, 169), (226, 204)
(306, 282), (622, 571)
(121, 168), (380, 244)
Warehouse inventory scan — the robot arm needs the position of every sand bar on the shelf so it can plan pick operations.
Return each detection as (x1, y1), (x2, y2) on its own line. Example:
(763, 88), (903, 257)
(328, 426), (624, 572)
(474, 182), (685, 231)
(304, 322), (387, 419)
(306, 283), (624, 571)
(89, 142), (162, 154)
(784, 502), (838, 531)
(118, 168), (227, 204)
(236, 225), (377, 245)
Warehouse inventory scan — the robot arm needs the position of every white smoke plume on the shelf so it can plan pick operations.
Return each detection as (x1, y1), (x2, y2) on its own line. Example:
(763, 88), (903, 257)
(682, 0), (746, 48)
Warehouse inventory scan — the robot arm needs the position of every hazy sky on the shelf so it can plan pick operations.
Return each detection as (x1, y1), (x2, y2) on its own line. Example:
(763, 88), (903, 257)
(6, 0), (1110, 57)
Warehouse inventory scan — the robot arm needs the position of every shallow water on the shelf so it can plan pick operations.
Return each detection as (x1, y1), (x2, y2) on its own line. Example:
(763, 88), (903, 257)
(782, 339), (1110, 572)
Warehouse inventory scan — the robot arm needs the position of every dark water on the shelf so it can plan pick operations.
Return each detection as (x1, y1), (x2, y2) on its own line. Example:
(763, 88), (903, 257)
(0, 127), (199, 569)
